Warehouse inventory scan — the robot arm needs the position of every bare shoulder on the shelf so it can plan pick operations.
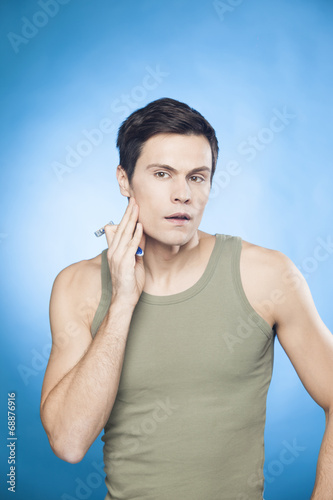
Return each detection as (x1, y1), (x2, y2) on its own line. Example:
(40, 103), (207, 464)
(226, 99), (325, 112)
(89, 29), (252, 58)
(53, 252), (102, 290)
(240, 238), (290, 270)
(239, 238), (300, 328)
(51, 252), (104, 327)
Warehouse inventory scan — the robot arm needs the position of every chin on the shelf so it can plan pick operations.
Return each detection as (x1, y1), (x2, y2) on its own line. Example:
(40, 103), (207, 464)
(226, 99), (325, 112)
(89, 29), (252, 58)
(148, 227), (195, 246)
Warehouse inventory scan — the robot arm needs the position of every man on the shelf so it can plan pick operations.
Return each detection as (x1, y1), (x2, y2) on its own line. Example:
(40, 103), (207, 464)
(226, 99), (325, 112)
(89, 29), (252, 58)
(40, 98), (333, 499)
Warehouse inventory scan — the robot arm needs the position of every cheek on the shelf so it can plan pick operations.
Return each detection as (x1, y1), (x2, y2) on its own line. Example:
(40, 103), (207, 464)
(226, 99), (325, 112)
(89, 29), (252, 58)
(195, 188), (210, 209)
(138, 214), (157, 236)
(133, 187), (158, 215)
(131, 179), (158, 207)
(137, 205), (155, 228)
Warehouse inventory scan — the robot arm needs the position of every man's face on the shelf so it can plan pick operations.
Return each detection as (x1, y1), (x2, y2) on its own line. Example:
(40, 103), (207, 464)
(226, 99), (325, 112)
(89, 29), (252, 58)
(119, 133), (212, 246)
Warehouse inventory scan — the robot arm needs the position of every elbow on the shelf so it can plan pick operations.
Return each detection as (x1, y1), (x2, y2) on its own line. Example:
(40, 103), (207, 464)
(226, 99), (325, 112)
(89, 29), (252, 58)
(52, 442), (85, 464)
(48, 431), (85, 463)
(40, 407), (85, 464)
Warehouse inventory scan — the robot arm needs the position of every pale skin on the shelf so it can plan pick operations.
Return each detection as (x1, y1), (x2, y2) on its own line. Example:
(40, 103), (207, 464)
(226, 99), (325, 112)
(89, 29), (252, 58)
(40, 133), (333, 497)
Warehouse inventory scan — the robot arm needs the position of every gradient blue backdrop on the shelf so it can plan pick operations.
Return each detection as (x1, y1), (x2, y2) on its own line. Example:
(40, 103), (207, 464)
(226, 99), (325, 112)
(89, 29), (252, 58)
(1, 1), (332, 499)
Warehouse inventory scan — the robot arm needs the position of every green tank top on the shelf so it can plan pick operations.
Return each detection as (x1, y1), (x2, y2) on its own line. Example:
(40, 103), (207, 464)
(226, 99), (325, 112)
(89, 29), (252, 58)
(91, 233), (275, 500)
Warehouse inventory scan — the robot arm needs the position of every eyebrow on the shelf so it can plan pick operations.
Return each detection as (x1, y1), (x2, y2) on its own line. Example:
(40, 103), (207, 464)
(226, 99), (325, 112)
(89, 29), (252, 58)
(145, 163), (211, 175)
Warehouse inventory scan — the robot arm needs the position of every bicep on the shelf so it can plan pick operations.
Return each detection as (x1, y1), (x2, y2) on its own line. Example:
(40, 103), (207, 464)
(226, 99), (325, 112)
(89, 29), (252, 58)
(40, 267), (94, 409)
(275, 257), (333, 412)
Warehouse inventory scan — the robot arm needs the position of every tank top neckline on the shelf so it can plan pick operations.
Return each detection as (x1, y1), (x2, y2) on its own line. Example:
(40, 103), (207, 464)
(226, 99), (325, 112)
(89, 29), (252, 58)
(138, 233), (222, 305)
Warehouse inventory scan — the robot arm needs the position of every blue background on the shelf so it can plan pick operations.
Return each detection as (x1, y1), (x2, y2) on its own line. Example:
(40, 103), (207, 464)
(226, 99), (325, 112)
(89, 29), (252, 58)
(1, 0), (332, 498)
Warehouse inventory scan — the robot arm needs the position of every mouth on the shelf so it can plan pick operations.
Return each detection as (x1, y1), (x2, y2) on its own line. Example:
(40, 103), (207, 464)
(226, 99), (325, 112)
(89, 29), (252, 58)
(165, 212), (190, 220)
(164, 214), (190, 225)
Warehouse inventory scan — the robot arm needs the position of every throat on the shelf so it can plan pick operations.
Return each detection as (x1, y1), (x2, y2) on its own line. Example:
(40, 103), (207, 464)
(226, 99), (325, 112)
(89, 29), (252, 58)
(142, 234), (216, 296)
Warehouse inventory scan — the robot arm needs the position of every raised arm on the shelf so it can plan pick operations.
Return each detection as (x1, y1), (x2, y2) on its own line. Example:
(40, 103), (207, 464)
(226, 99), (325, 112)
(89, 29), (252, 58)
(40, 197), (145, 463)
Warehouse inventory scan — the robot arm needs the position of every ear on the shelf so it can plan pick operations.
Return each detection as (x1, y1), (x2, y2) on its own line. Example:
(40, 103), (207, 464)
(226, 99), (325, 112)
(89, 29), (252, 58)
(116, 165), (131, 198)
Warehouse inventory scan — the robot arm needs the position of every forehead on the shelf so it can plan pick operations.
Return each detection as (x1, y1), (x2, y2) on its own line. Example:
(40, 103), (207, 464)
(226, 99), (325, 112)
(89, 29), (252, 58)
(136, 133), (212, 166)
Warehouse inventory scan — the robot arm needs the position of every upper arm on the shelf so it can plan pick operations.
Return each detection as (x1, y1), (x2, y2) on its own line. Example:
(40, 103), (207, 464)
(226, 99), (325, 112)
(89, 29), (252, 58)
(40, 262), (96, 411)
(272, 252), (333, 413)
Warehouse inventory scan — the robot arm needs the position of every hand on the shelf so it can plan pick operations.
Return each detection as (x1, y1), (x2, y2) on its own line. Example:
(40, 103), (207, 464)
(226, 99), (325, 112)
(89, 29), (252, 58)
(104, 197), (146, 308)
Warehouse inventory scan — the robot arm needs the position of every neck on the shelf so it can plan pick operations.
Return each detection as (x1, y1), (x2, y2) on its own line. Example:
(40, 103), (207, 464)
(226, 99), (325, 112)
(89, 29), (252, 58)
(142, 231), (202, 290)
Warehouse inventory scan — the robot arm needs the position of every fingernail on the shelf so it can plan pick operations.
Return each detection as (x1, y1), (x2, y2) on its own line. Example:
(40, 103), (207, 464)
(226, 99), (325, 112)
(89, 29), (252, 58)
(136, 246), (144, 256)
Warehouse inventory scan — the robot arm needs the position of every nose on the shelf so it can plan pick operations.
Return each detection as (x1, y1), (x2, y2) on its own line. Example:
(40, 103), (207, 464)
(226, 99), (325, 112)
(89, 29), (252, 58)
(171, 177), (191, 203)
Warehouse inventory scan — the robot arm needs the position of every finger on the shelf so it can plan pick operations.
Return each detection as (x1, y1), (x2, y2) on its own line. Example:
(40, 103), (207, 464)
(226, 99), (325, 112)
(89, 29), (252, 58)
(135, 223), (146, 257)
(111, 200), (140, 254)
(121, 221), (144, 259)
(108, 197), (136, 251)
(103, 197), (134, 250)
(104, 223), (118, 249)
(135, 223), (146, 256)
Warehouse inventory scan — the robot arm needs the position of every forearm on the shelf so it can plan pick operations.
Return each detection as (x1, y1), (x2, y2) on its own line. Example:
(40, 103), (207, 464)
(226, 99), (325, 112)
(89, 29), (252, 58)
(311, 410), (333, 499)
(41, 299), (134, 463)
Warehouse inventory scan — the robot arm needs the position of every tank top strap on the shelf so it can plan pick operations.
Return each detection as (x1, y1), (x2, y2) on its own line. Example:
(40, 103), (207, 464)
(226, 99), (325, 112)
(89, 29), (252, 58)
(205, 234), (274, 339)
(91, 249), (112, 337)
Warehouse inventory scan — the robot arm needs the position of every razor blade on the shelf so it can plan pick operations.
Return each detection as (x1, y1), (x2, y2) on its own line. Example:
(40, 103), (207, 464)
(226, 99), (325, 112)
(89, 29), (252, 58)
(94, 221), (115, 237)
(94, 221), (144, 256)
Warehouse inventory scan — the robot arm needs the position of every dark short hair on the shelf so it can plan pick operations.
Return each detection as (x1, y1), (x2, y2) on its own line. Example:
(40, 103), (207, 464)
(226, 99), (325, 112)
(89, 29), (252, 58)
(116, 97), (219, 187)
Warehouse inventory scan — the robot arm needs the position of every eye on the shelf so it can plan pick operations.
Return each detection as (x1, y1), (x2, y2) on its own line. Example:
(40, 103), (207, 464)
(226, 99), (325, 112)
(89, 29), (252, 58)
(190, 176), (205, 183)
(154, 171), (170, 178)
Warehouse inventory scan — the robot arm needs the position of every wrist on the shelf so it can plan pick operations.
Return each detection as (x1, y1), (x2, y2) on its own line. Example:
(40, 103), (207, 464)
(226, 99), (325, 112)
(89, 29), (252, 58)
(109, 296), (136, 316)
